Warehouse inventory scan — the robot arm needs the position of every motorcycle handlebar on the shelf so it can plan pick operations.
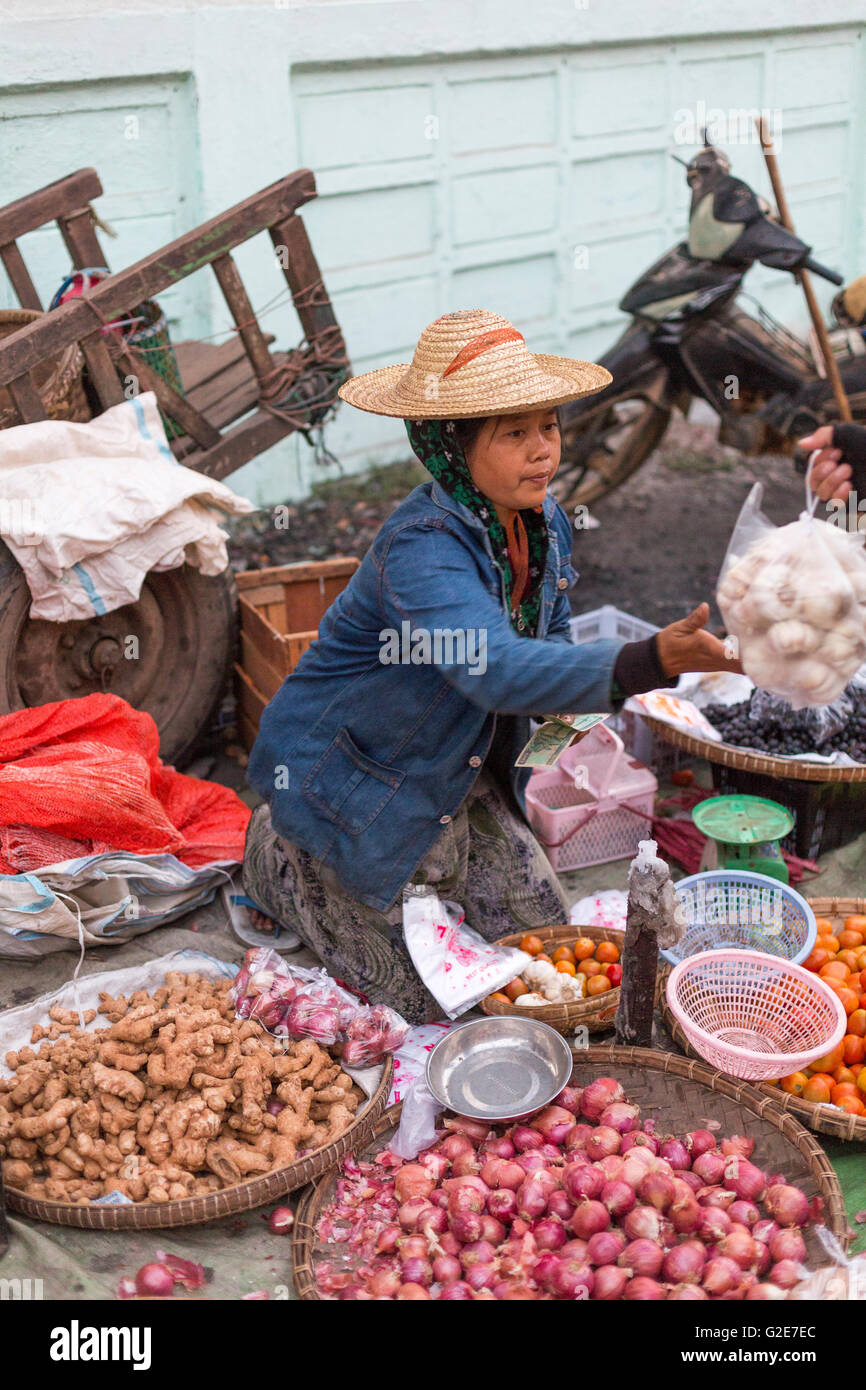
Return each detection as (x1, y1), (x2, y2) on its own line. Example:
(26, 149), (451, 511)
(801, 257), (844, 286)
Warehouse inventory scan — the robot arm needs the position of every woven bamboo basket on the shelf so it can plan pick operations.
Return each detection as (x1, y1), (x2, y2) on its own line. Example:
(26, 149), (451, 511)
(3, 1056), (392, 1231)
(0, 309), (90, 429)
(659, 896), (866, 1142)
(479, 923), (622, 1035)
(641, 716), (866, 783)
(292, 1045), (848, 1300)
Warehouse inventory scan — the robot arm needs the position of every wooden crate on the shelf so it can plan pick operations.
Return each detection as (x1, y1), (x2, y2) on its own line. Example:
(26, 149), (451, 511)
(233, 558), (360, 750)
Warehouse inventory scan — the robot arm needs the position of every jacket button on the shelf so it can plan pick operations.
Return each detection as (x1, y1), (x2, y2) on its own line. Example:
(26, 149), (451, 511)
(469, 755), (482, 767)
(439, 814), (452, 824)
(557, 577), (569, 590)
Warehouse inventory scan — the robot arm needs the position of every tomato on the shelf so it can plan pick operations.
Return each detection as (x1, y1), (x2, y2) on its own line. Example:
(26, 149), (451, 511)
(781, 1072), (808, 1095)
(819, 960), (850, 982)
(672, 769), (695, 786)
(555, 959), (576, 976)
(843, 1035), (866, 1065)
(535, 953), (554, 965)
(488, 992), (513, 1006)
(858, 1070), (866, 1097)
(806, 1071), (836, 1088)
(814, 917), (836, 935)
(837, 949), (862, 973)
(577, 958), (603, 978)
(519, 934), (545, 956)
(835, 987), (860, 1016)
(552, 946), (575, 965)
(856, 949), (866, 972)
(835, 1096), (866, 1116)
(839, 929), (865, 950)
(830, 1082), (860, 1104)
(594, 941), (620, 965)
(850, 1064), (863, 1078)
(585, 974), (612, 996)
(817, 934), (840, 955)
(802, 1075), (833, 1104)
(832, 1065), (858, 1086)
(847, 1008), (866, 1038)
(843, 915), (866, 934)
(811, 1044), (845, 1074)
(605, 963), (623, 987)
(573, 938), (596, 962)
(505, 979), (528, 1002)
(803, 947), (831, 973)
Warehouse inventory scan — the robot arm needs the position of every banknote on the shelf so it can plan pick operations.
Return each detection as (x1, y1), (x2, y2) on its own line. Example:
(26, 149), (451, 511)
(515, 713), (610, 768)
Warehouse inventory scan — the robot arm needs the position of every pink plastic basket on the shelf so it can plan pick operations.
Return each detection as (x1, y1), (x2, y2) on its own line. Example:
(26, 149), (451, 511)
(666, 949), (847, 1081)
(525, 723), (657, 871)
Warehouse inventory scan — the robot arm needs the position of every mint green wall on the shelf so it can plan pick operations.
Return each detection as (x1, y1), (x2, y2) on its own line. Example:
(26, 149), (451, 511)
(2, 2), (865, 504)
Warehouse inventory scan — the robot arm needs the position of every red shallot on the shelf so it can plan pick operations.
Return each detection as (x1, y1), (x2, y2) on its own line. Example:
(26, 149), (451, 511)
(764, 1184), (810, 1228)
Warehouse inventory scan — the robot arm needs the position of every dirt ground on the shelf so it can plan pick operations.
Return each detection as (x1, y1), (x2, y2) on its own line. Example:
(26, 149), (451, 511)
(225, 410), (808, 634)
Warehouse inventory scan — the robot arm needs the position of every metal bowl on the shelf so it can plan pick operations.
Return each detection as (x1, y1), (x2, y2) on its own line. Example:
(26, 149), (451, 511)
(425, 1016), (573, 1123)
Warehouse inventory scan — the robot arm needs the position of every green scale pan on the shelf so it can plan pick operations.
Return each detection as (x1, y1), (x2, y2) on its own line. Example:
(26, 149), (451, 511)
(692, 794), (795, 885)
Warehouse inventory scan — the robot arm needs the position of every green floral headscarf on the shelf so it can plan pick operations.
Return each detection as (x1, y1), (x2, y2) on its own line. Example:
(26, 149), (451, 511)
(406, 418), (548, 636)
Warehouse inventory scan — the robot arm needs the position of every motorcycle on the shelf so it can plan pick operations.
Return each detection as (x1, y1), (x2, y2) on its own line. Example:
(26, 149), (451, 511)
(555, 137), (866, 509)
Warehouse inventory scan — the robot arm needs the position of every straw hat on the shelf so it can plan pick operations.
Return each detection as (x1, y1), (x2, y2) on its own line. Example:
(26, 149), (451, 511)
(337, 309), (612, 419)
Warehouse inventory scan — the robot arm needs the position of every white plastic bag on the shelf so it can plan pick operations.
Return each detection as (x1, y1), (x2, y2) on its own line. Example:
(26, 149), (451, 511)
(717, 478), (866, 708)
(401, 884), (531, 1019)
(389, 1076), (444, 1159)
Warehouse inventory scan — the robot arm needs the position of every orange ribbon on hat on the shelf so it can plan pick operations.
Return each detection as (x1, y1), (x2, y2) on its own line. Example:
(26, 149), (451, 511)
(442, 327), (525, 378)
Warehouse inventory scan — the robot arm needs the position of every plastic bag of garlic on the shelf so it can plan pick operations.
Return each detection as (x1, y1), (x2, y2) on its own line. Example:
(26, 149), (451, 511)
(717, 480), (866, 708)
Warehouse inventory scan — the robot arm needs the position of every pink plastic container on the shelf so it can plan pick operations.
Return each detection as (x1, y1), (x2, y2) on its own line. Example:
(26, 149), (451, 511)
(666, 949), (847, 1081)
(525, 723), (657, 871)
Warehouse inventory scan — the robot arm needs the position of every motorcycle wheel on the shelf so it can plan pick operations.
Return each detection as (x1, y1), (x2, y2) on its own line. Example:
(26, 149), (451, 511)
(0, 540), (237, 767)
(554, 393), (672, 509)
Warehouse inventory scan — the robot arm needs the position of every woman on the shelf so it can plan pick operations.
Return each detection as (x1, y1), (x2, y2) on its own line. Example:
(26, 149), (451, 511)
(243, 309), (741, 1021)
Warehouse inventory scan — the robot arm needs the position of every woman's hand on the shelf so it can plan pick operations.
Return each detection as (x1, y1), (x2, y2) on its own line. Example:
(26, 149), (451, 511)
(656, 603), (744, 678)
(797, 425), (853, 502)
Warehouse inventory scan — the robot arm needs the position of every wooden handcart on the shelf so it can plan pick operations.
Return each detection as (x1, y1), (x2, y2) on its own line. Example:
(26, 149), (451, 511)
(0, 167), (350, 761)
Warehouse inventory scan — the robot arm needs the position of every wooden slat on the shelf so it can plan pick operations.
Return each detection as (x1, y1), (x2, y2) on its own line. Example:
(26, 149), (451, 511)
(8, 372), (47, 423)
(285, 632), (318, 670)
(184, 406), (302, 480)
(79, 331), (125, 408)
(235, 558), (359, 589)
(238, 596), (292, 678)
(117, 345), (221, 448)
(240, 629), (286, 702)
(234, 663), (268, 727)
(58, 206), (110, 271)
(211, 252), (274, 384)
(0, 242), (41, 310)
(174, 332), (274, 395)
(242, 583), (287, 607)
(0, 169), (103, 246)
(269, 213), (344, 348)
(0, 169), (318, 384)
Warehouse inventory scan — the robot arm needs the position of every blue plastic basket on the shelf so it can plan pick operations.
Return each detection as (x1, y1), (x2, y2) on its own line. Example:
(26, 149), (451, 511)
(660, 870), (817, 968)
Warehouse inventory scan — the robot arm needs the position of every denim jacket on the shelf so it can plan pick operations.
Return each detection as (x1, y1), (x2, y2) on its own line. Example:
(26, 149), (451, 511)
(246, 481), (626, 912)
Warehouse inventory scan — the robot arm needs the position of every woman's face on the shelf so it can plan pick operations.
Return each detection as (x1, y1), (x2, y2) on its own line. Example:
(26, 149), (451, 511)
(465, 409), (561, 515)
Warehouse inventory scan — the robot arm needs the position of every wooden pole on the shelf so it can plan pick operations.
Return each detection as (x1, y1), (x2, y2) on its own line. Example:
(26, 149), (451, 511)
(755, 115), (852, 423)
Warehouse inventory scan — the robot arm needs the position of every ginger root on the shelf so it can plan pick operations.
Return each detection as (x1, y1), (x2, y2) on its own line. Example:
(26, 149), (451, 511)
(0, 970), (365, 1203)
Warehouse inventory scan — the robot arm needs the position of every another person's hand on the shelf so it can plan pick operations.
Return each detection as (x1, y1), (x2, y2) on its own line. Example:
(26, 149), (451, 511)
(797, 425), (853, 502)
(656, 602), (744, 678)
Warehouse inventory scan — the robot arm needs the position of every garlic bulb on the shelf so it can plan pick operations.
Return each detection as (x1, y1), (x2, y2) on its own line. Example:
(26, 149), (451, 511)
(766, 620), (820, 658)
(514, 992), (547, 1007)
(522, 959), (558, 991)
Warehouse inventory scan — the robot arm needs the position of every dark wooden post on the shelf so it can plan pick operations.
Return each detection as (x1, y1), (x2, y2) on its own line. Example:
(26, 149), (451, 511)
(615, 839), (686, 1048)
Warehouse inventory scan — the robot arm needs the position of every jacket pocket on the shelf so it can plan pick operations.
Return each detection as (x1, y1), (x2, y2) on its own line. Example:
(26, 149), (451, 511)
(302, 726), (405, 835)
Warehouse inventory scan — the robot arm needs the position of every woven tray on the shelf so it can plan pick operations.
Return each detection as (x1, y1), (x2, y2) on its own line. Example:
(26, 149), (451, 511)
(659, 895), (866, 1143)
(479, 924), (622, 1035)
(4, 1056), (392, 1231)
(642, 715), (866, 783)
(292, 1045), (848, 1300)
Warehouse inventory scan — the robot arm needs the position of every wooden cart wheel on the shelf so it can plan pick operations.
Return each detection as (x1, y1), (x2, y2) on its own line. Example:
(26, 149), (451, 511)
(0, 539), (236, 765)
(554, 394), (671, 510)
